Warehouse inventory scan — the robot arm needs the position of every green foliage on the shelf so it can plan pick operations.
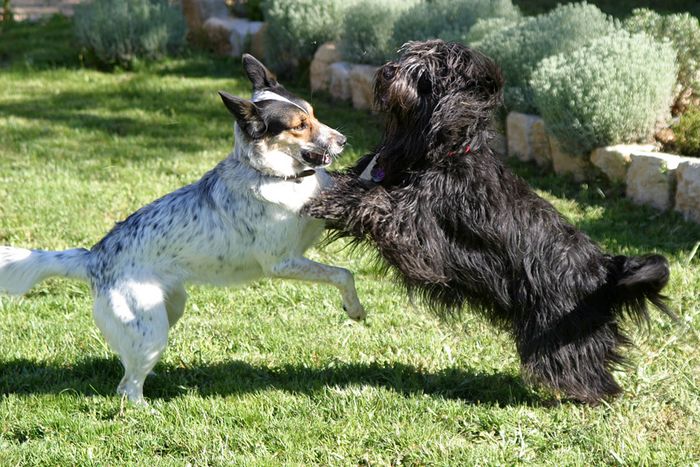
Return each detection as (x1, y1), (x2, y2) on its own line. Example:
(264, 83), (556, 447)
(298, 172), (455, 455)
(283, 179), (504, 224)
(623, 8), (700, 108)
(531, 31), (677, 155)
(476, 2), (617, 113)
(261, 0), (358, 74)
(459, 16), (520, 45)
(0, 14), (78, 67)
(674, 106), (700, 157)
(73, 0), (186, 68)
(231, 0), (264, 21)
(512, 0), (700, 18)
(339, 0), (418, 65)
(391, 0), (520, 51)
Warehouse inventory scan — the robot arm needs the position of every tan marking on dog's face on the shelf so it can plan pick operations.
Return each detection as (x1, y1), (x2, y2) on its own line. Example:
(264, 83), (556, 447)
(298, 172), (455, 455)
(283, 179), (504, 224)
(253, 96), (346, 167)
(272, 106), (323, 146)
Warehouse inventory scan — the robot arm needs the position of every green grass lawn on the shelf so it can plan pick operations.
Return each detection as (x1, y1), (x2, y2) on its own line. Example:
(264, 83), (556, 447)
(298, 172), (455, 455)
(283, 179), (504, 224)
(1, 17), (699, 466)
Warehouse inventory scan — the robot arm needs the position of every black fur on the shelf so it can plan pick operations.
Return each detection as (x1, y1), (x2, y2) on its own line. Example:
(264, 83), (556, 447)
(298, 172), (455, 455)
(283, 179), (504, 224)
(304, 40), (672, 404)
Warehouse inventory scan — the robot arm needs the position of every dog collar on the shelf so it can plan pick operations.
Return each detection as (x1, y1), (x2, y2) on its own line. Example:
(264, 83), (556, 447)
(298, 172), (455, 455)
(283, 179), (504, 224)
(252, 90), (309, 115)
(359, 154), (383, 182)
(447, 144), (471, 157)
(267, 168), (316, 183)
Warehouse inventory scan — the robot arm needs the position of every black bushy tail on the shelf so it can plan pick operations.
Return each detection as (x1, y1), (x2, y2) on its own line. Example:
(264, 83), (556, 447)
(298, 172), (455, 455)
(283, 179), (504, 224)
(518, 254), (673, 404)
(613, 254), (673, 321)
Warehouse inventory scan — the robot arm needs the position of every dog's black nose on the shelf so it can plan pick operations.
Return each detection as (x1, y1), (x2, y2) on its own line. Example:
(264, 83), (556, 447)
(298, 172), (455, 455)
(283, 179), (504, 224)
(337, 135), (347, 147)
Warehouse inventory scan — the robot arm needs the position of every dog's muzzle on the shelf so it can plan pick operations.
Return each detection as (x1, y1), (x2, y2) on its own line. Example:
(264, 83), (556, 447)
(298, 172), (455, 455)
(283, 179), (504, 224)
(301, 150), (333, 167)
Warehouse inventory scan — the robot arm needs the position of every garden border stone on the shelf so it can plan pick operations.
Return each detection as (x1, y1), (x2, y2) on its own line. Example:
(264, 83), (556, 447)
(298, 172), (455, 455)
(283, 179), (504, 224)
(590, 144), (657, 183)
(349, 64), (378, 111)
(506, 112), (551, 166)
(675, 159), (700, 223)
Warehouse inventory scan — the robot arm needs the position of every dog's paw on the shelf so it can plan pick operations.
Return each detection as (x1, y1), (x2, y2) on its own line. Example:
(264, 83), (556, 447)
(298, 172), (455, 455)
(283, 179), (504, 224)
(343, 302), (367, 321)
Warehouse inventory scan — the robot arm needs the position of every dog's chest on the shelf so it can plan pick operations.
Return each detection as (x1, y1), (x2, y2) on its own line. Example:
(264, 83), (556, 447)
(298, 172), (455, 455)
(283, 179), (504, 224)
(255, 172), (329, 212)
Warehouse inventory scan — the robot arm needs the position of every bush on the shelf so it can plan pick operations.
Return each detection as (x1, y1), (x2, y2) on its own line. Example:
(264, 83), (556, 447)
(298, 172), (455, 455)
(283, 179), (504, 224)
(390, 0), (520, 51)
(339, 0), (419, 65)
(531, 31), (677, 155)
(74, 0), (185, 68)
(476, 2), (617, 113)
(674, 106), (700, 157)
(459, 16), (520, 45)
(262, 0), (358, 74)
(228, 0), (264, 21)
(623, 8), (700, 112)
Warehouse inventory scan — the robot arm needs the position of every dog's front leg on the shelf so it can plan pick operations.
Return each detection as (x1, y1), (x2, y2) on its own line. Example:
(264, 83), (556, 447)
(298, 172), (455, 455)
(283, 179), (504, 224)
(303, 174), (392, 239)
(268, 257), (366, 321)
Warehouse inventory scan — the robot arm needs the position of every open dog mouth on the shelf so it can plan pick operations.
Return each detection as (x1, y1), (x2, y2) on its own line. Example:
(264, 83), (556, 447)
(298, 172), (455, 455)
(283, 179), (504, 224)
(301, 150), (332, 167)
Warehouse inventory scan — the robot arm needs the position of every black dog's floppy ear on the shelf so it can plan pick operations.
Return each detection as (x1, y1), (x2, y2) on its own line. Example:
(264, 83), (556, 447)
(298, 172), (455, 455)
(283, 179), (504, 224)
(218, 91), (266, 139)
(417, 72), (432, 95)
(242, 54), (278, 91)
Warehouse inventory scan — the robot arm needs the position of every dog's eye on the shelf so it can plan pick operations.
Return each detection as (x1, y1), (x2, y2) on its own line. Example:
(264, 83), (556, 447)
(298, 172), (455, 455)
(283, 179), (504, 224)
(293, 122), (308, 131)
(382, 66), (395, 80)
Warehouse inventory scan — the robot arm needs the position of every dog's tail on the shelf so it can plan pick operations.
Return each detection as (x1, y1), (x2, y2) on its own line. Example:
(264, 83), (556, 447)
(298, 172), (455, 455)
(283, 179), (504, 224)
(0, 246), (90, 295)
(611, 254), (672, 320)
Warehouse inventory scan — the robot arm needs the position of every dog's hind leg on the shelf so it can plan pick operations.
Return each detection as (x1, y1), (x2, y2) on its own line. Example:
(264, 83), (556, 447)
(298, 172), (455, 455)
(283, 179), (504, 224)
(92, 281), (170, 404)
(267, 257), (366, 321)
(165, 283), (187, 328)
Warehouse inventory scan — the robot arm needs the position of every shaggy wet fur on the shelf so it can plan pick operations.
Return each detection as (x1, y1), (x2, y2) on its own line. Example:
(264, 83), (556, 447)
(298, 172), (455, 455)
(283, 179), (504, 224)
(304, 40), (672, 404)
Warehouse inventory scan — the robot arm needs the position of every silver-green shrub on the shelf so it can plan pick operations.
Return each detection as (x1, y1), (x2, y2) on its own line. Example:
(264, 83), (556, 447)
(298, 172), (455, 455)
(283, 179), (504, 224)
(531, 31), (677, 156)
(623, 8), (700, 110)
(262, 0), (359, 73)
(476, 2), (617, 113)
(459, 16), (519, 45)
(390, 0), (520, 51)
(74, 0), (185, 67)
(340, 0), (419, 65)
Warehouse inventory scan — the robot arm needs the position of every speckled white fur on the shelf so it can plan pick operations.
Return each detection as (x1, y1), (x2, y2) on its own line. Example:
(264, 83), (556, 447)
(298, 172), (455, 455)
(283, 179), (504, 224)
(0, 104), (365, 405)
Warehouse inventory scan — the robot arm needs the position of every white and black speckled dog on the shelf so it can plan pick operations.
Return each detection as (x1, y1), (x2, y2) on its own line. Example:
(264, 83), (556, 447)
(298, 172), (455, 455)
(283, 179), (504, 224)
(0, 54), (365, 404)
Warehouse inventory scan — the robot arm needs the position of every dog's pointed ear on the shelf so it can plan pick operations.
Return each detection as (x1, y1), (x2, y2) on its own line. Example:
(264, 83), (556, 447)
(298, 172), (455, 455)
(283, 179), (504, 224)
(242, 54), (278, 91)
(218, 91), (266, 139)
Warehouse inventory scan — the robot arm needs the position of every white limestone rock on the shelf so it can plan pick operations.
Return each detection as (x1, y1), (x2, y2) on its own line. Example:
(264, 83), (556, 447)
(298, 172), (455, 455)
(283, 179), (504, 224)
(675, 159), (700, 223)
(328, 62), (352, 102)
(310, 43), (342, 93)
(506, 112), (550, 165)
(590, 144), (656, 183)
(626, 152), (688, 210)
(349, 64), (378, 111)
(549, 136), (593, 182)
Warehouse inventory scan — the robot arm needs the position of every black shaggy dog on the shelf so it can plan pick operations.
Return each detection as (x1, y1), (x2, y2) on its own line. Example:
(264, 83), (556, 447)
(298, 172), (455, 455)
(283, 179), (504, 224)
(304, 40), (672, 404)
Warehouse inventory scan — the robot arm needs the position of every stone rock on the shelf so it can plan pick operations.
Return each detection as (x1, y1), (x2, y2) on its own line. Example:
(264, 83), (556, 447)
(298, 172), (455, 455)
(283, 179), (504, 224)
(328, 62), (352, 101)
(182, 0), (228, 36)
(203, 17), (236, 55)
(590, 144), (657, 183)
(675, 159), (700, 223)
(310, 43), (342, 93)
(625, 152), (687, 211)
(349, 64), (378, 111)
(249, 22), (267, 60)
(492, 132), (507, 159)
(229, 19), (264, 57)
(202, 16), (265, 57)
(549, 136), (593, 182)
(506, 112), (550, 165)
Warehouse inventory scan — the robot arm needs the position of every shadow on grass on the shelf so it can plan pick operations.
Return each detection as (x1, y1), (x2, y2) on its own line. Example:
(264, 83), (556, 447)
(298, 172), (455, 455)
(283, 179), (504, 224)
(0, 357), (538, 407)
